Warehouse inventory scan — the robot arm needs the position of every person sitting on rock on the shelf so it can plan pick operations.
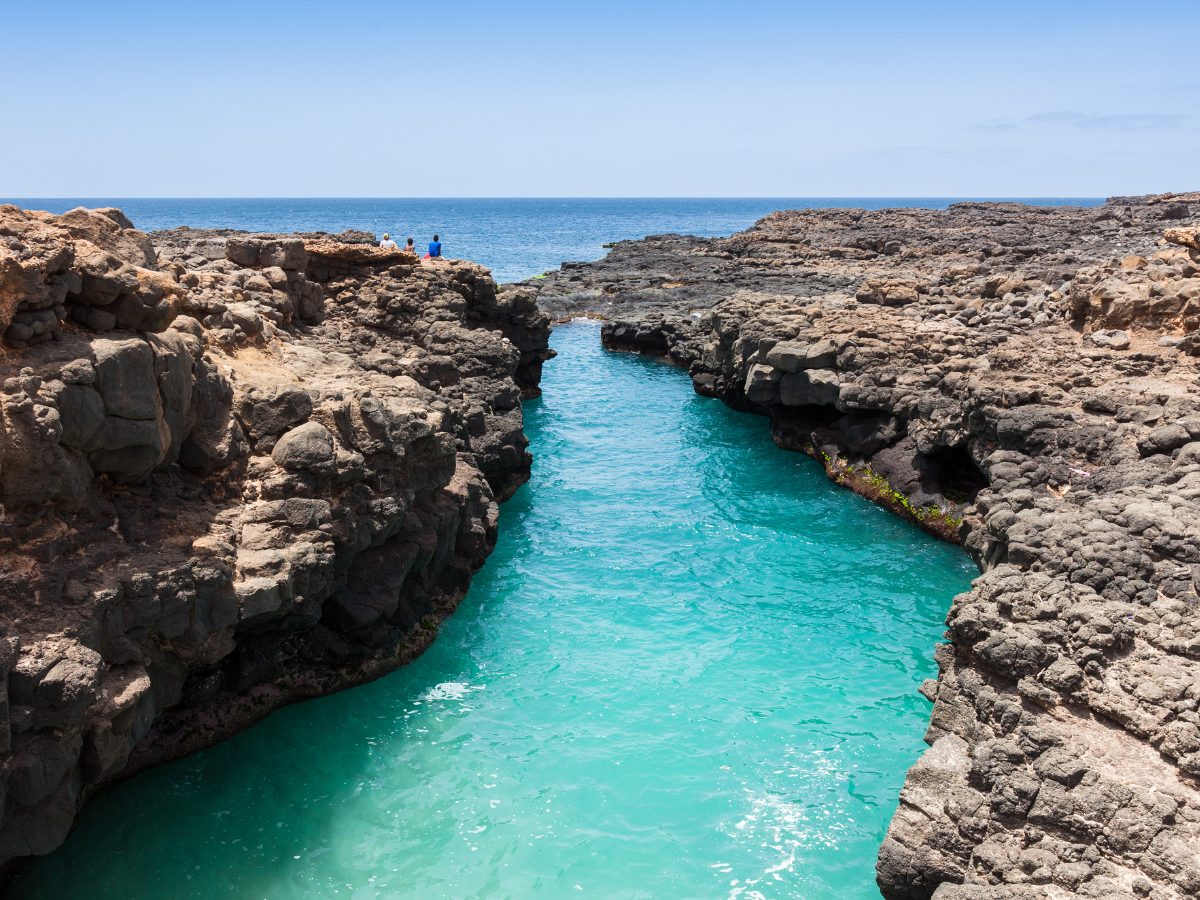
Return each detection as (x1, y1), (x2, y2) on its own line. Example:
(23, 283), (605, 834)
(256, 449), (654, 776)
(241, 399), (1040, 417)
(405, 237), (416, 254)
(380, 233), (398, 249)
(427, 234), (442, 259)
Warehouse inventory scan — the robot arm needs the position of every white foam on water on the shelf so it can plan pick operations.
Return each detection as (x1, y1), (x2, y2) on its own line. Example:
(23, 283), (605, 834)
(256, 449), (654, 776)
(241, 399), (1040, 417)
(720, 753), (855, 899)
(420, 682), (481, 702)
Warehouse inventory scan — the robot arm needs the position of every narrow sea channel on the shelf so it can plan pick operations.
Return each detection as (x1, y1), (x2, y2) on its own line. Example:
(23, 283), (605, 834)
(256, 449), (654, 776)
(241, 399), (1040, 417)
(9, 323), (977, 900)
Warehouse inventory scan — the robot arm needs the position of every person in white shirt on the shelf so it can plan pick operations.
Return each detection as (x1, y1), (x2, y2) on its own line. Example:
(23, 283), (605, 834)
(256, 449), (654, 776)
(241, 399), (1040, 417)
(380, 233), (398, 249)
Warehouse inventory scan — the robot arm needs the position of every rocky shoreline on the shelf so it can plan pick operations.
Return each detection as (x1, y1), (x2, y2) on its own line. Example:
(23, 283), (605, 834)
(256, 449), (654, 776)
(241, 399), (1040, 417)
(532, 196), (1200, 899)
(5, 194), (1200, 897)
(0, 206), (551, 872)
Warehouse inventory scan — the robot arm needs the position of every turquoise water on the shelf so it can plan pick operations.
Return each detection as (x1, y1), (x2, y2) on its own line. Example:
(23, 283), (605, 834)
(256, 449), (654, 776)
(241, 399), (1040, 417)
(2, 198), (1102, 283)
(8, 324), (976, 900)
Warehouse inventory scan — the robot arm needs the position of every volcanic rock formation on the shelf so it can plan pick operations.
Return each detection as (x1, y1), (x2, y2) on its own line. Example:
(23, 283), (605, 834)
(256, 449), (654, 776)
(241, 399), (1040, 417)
(0, 205), (551, 873)
(538, 198), (1200, 900)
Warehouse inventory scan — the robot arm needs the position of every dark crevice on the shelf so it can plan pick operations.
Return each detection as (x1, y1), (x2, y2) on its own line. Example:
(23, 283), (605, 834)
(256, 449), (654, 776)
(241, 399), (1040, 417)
(925, 444), (989, 503)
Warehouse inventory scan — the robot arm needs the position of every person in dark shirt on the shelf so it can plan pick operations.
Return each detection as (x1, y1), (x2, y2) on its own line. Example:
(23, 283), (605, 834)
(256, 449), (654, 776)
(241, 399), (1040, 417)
(428, 234), (442, 258)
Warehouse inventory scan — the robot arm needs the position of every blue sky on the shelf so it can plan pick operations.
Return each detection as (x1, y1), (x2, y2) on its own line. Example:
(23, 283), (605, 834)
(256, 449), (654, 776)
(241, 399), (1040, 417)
(3, 0), (1195, 197)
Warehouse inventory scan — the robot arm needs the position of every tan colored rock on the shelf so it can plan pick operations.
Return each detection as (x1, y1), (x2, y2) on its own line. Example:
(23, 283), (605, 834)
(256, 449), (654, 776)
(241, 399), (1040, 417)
(303, 239), (418, 267)
(52, 206), (157, 270)
(856, 278), (922, 306)
(1165, 226), (1200, 251)
(0, 206), (74, 332)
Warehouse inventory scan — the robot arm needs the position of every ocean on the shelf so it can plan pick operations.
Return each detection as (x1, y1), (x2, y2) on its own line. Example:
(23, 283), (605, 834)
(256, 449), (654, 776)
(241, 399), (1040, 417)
(3, 197), (1104, 284)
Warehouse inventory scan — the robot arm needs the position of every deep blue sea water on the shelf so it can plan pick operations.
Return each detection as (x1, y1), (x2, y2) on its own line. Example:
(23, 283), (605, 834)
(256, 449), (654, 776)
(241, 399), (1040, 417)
(8, 325), (978, 900)
(3, 197), (1102, 283)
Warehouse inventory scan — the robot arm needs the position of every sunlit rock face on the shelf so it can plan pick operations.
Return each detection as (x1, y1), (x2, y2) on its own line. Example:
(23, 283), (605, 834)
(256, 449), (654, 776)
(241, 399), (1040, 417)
(545, 195), (1200, 900)
(0, 204), (552, 873)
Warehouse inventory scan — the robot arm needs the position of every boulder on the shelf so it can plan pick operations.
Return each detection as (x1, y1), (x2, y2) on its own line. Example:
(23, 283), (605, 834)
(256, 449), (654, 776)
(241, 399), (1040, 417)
(147, 331), (197, 464)
(86, 415), (171, 483)
(271, 421), (336, 476)
(1073, 279), (1146, 328)
(225, 238), (258, 267)
(259, 239), (306, 271)
(780, 369), (841, 406)
(59, 359), (96, 385)
(111, 269), (184, 332)
(856, 278), (922, 306)
(178, 358), (246, 475)
(54, 207), (157, 270)
(71, 306), (116, 332)
(1166, 226), (1200, 251)
(236, 384), (313, 449)
(805, 339), (838, 368)
(261, 267), (289, 290)
(1139, 423), (1192, 457)
(226, 303), (264, 335)
(1090, 329), (1130, 350)
(93, 339), (159, 420)
(763, 342), (809, 372)
(50, 383), (105, 450)
(743, 364), (783, 404)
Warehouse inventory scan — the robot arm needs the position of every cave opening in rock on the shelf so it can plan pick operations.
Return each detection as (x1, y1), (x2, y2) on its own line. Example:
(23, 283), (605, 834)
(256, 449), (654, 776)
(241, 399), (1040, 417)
(925, 443), (989, 503)
(767, 404), (842, 452)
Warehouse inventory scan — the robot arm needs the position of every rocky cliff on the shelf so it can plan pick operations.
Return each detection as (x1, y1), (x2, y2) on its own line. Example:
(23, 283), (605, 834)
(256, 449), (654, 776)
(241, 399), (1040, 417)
(0, 205), (551, 872)
(536, 198), (1200, 899)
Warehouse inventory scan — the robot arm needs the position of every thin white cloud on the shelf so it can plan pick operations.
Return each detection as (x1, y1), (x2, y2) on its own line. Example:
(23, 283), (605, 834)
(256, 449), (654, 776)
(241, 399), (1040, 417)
(971, 110), (1189, 133)
(1028, 110), (1187, 130)
(971, 120), (1020, 132)
(1025, 111), (1090, 125)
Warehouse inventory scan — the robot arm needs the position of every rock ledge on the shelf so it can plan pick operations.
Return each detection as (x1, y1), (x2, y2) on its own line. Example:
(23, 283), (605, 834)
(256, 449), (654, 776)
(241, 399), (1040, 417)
(0, 206), (552, 873)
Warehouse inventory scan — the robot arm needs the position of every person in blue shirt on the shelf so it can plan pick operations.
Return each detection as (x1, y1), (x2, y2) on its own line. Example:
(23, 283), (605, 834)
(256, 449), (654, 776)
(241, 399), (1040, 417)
(428, 234), (442, 258)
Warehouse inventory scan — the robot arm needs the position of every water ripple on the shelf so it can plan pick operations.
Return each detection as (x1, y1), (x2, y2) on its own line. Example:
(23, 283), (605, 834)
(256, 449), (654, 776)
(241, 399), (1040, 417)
(9, 324), (976, 900)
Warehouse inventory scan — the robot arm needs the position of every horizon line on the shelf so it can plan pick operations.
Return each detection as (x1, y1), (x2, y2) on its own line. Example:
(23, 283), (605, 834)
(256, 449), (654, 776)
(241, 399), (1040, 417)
(2, 195), (1113, 201)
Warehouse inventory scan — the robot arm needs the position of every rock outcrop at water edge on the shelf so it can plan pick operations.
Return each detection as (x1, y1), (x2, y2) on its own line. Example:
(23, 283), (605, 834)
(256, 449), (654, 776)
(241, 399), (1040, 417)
(534, 198), (1200, 900)
(0, 205), (552, 874)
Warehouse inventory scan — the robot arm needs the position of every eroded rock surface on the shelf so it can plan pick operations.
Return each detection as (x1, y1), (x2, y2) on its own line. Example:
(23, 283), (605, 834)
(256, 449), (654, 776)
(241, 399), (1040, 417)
(0, 205), (551, 873)
(540, 198), (1200, 899)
